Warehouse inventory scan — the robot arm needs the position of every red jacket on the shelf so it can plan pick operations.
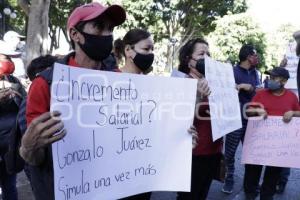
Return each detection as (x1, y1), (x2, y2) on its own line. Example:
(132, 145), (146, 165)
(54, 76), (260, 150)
(26, 55), (80, 125)
(193, 98), (223, 155)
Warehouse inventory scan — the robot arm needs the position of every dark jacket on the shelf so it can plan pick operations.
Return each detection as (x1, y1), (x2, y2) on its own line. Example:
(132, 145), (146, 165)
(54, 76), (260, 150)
(233, 65), (258, 123)
(0, 75), (25, 152)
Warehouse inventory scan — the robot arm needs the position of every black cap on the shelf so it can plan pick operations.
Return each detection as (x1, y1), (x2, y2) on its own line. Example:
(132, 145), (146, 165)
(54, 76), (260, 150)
(265, 67), (290, 79)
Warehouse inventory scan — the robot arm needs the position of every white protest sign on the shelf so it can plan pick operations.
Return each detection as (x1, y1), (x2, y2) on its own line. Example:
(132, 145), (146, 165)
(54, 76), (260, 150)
(285, 41), (299, 89)
(50, 63), (197, 200)
(205, 57), (242, 141)
(171, 69), (189, 78)
(242, 117), (300, 168)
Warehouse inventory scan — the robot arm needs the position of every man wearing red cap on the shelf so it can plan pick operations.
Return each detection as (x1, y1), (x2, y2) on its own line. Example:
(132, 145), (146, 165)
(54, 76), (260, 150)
(19, 3), (126, 199)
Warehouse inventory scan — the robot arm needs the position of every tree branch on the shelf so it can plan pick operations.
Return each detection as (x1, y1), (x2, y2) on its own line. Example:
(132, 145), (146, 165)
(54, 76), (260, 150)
(18, 0), (30, 16)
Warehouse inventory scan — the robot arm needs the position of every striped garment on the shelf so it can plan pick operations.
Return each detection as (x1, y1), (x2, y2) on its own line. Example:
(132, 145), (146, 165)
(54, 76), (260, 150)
(224, 121), (247, 185)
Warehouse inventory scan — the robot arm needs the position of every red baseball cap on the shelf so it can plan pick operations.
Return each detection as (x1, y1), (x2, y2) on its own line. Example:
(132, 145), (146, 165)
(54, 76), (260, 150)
(67, 2), (126, 32)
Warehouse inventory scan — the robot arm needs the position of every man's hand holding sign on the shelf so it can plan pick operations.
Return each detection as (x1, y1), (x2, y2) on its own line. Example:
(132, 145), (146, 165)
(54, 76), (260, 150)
(46, 63), (197, 200)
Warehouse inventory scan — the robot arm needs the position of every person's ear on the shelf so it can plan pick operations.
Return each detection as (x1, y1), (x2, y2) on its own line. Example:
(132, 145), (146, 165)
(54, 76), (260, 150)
(69, 28), (81, 43)
(125, 44), (134, 59)
(282, 79), (288, 85)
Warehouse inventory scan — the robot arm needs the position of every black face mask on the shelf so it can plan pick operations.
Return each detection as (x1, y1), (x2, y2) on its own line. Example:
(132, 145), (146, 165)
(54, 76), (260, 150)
(133, 51), (154, 73)
(78, 31), (113, 61)
(195, 58), (205, 76)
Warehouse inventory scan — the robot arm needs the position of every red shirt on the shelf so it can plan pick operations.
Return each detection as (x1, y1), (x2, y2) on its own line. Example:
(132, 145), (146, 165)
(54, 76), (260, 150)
(193, 98), (223, 156)
(251, 89), (300, 116)
(26, 56), (79, 125)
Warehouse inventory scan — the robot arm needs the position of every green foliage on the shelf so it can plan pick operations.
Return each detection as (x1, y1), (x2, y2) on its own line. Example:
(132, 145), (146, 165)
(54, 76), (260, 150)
(106, 0), (247, 42)
(49, 0), (91, 30)
(208, 13), (267, 70)
(48, 0), (91, 50)
(5, 0), (26, 34)
(7, 0), (248, 70)
(265, 23), (297, 69)
(105, 0), (247, 71)
(5, 0), (91, 37)
(7, 0), (247, 40)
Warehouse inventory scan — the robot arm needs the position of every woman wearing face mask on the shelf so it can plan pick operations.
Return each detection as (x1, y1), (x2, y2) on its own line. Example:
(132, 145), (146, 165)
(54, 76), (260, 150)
(245, 67), (300, 200)
(115, 28), (154, 75)
(117, 30), (201, 200)
(176, 38), (223, 200)
(114, 29), (153, 200)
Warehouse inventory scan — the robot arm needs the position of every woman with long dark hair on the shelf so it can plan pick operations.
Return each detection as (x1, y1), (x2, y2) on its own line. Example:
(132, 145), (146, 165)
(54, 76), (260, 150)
(177, 38), (223, 200)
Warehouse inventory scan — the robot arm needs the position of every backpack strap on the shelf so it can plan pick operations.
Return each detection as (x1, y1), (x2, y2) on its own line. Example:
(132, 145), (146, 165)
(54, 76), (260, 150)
(6, 75), (19, 84)
(38, 68), (54, 85)
(57, 52), (75, 65)
(17, 98), (27, 135)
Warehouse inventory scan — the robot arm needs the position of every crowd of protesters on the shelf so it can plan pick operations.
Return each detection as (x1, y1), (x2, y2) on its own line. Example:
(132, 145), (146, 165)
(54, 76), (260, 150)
(1, 2), (300, 200)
